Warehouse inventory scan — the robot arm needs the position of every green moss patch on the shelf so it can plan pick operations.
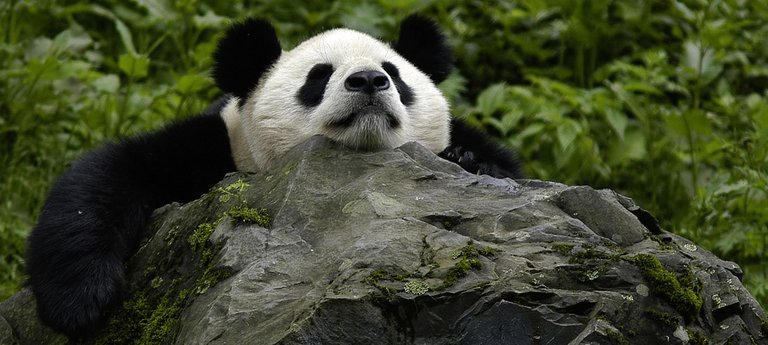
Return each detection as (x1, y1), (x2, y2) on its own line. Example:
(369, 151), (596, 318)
(762, 318), (768, 335)
(364, 245), (497, 301)
(215, 178), (251, 203)
(631, 254), (703, 320)
(138, 289), (189, 344)
(188, 221), (219, 253)
(646, 233), (675, 251)
(646, 308), (681, 329)
(436, 245), (494, 290)
(195, 267), (233, 295)
(187, 220), (221, 265)
(365, 269), (398, 298)
(686, 329), (708, 345)
(97, 286), (190, 345)
(552, 243), (621, 284)
(224, 206), (270, 227)
(606, 329), (630, 345)
(569, 244), (621, 265)
(552, 243), (575, 256)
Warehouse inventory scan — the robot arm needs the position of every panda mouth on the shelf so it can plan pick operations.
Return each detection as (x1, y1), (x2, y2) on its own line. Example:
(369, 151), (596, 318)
(326, 105), (400, 129)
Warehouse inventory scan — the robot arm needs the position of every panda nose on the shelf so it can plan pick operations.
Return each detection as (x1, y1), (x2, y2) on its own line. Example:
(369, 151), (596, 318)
(345, 70), (390, 93)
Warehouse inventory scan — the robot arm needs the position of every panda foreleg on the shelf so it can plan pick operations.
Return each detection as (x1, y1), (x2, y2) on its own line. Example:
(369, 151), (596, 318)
(25, 113), (235, 339)
(440, 118), (525, 179)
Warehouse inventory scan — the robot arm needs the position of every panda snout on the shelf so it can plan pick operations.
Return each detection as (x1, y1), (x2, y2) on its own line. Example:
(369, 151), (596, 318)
(345, 70), (390, 94)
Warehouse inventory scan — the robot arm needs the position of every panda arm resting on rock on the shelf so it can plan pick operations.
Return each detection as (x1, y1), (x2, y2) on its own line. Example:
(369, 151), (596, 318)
(26, 15), (523, 338)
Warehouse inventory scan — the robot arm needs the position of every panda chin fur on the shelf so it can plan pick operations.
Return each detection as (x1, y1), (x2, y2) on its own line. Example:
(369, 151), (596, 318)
(323, 95), (405, 151)
(324, 106), (404, 151)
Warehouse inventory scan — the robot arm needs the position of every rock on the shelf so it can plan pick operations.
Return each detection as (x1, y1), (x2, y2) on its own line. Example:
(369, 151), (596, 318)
(0, 290), (67, 345)
(1, 136), (766, 344)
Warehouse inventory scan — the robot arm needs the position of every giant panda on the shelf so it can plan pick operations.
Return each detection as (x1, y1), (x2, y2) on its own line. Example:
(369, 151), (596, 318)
(26, 15), (523, 338)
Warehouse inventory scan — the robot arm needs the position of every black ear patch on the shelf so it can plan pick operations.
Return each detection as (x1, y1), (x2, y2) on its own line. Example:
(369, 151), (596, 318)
(393, 15), (454, 84)
(213, 18), (282, 101)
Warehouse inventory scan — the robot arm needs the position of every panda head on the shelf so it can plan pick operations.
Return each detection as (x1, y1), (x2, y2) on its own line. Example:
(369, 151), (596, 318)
(213, 15), (454, 172)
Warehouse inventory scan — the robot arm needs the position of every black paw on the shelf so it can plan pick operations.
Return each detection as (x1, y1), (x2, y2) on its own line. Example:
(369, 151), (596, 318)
(30, 255), (124, 339)
(439, 145), (512, 178)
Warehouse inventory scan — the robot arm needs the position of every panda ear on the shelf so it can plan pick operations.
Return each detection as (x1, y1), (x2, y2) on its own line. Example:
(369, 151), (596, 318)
(213, 18), (282, 100)
(393, 15), (454, 84)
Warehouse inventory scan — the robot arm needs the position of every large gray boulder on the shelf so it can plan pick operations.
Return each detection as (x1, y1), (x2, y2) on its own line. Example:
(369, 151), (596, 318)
(1, 136), (766, 344)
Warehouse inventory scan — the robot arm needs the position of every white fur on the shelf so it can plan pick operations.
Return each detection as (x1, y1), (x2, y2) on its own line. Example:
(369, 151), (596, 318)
(222, 28), (450, 172)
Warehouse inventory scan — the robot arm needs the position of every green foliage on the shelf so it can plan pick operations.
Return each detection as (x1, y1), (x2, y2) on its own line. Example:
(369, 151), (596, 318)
(631, 254), (703, 320)
(0, 0), (765, 312)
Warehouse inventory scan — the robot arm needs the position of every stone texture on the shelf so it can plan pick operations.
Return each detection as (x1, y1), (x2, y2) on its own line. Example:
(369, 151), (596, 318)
(1, 136), (766, 344)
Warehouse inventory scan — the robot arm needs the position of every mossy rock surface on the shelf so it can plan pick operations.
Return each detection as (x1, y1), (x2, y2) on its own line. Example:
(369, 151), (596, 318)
(1, 137), (766, 344)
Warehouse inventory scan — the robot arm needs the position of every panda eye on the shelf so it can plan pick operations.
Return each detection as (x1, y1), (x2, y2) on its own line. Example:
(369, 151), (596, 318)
(297, 63), (334, 107)
(382, 62), (400, 78)
(306, 63), (334, 80)
(382, 62), (414, 106)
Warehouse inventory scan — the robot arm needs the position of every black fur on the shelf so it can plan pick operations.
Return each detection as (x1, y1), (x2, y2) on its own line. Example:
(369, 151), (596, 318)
(382, 62), (415, 106)
(440, 118), (525, 179)
(213, 18), (282, 102)
(298, 63), (334, 107)
(393, 14), (454, 84)
(26, 113), (235, 338)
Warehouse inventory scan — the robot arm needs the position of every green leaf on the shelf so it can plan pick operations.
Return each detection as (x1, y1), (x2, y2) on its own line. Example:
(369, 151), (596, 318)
(176, 73), (209, 94)
(118, 54), (150, 79)
(685, 109), (712, 136)
(682, 40), (723, 85)
(86, 4), (137, 56)
(193, 11), (228, 28)
(622, 82), (661, 95)
(556, 119), (580, 150)
(132, 0), (176, 20)
(517, 123), (545, 141)
(553, 139), (577, 170)
(476, 83), (508, 118)
(114, 19), (138, 56)
(93, 74), (120, 93)
(664, 109), (712, 140)
(608, 128), (646, 164)
(604, 108), (627, 140)
(713, 180), (749, 196)
(25, 37), (53, 60)
(50, 27), (92, 55)
(437, 72), (467, 103)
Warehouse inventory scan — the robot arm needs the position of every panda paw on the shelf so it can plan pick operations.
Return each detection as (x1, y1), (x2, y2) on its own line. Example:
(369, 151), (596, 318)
(439, 146), (505, 178)
(30, 255), (124, 339)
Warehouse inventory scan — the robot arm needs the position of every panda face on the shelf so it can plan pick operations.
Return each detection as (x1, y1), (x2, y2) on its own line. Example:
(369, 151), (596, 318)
(217, 18), (452, 172)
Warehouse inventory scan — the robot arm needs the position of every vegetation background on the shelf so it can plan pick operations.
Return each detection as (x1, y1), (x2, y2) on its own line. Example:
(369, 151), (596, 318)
(1, 0), (765, 311)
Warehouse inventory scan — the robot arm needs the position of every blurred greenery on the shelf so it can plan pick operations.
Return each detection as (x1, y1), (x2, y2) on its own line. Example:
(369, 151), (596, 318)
(0, 0), (765, 311)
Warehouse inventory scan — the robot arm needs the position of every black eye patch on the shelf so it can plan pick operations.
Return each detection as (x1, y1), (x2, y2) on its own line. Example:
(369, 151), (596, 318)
(382, 62), (414, 106)
(297, 63), (334, 107)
